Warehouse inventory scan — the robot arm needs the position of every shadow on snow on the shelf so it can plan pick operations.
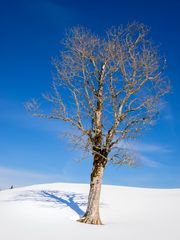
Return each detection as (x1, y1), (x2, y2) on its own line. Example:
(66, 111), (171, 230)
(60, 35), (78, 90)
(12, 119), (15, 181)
(4, 190), (87, 217)
(41, 191), (85, 217)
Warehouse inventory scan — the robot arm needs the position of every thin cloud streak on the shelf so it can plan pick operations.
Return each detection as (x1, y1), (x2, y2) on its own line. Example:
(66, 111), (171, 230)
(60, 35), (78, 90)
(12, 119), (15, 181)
(117, 141), (172, 168)
(131, 142), (172, 154)
(0, 166), (71, 190)
(137, 154), (162, 168)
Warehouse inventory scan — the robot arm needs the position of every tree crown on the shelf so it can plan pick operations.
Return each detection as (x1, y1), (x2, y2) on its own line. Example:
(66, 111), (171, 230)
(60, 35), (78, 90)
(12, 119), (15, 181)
(26, 22), (170, 165)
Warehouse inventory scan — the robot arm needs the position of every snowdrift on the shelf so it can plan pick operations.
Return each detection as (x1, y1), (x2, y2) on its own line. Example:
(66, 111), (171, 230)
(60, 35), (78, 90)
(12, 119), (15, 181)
(0, 182), (180, 240)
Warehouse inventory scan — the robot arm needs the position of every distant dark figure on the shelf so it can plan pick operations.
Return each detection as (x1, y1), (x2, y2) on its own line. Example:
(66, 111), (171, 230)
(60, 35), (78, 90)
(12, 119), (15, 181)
(10, 185), (14, 189)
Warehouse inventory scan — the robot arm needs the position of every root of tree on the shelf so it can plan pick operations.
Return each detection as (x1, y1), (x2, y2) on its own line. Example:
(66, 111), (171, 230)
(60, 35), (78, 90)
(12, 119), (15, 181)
(77, 216), (102, 225)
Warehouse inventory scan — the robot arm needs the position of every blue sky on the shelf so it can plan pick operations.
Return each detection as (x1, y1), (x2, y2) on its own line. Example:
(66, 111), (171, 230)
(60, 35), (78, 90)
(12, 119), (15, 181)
(0, 0), (180, 189)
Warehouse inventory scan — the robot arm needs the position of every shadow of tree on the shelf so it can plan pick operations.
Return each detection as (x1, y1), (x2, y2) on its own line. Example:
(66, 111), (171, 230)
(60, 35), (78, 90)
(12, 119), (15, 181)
(3, 190), (87, 217)
(40, 191), (85, 217)
(1, 189), (107, 217)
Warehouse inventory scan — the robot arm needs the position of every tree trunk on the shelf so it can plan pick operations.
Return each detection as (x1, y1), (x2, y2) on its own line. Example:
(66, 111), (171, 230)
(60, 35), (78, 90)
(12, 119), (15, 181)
(78, 154), (106, 225)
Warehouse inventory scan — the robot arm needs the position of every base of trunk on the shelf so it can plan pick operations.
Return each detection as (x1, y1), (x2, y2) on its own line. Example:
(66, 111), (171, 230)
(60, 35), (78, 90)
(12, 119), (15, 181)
(77, 216), (102, 225)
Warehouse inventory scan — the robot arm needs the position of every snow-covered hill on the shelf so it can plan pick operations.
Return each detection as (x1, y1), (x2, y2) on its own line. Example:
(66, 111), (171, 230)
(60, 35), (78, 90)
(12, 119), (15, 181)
(0, 183), (180, 240)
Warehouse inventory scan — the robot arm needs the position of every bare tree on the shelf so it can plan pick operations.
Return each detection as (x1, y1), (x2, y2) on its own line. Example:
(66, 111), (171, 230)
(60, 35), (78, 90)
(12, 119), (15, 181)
(26, 23), (170, 225)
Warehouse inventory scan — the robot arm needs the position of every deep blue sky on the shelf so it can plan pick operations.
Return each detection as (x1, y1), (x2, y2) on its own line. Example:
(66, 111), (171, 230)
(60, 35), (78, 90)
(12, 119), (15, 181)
(0, 0), (180, 189)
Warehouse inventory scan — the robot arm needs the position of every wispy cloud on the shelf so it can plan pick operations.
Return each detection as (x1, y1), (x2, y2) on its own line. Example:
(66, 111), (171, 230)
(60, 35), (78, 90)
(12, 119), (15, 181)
(132, 142), (172, 167)
(137, 154), (161, 168)
(117, 141), (172, 168)
(0, 166), (71, 190)
(118, 140), (172, 154)
(130, 142), (172, 154)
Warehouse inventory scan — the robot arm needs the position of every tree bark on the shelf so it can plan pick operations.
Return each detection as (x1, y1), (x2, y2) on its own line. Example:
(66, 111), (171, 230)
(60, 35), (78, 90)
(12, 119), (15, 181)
(78, 154), (106, 225)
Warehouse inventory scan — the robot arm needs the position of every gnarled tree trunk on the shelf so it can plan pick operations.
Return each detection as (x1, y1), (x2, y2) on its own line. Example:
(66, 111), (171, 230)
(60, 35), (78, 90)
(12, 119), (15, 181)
(78, 154), (107, 225)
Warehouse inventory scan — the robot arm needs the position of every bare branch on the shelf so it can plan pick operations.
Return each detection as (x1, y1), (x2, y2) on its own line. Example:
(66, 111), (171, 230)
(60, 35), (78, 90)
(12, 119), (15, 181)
(26, 23), (170, 166)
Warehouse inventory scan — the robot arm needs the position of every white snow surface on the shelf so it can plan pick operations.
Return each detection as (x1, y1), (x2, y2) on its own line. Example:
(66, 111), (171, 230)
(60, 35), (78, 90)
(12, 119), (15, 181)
(0, 182), (180, 240)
